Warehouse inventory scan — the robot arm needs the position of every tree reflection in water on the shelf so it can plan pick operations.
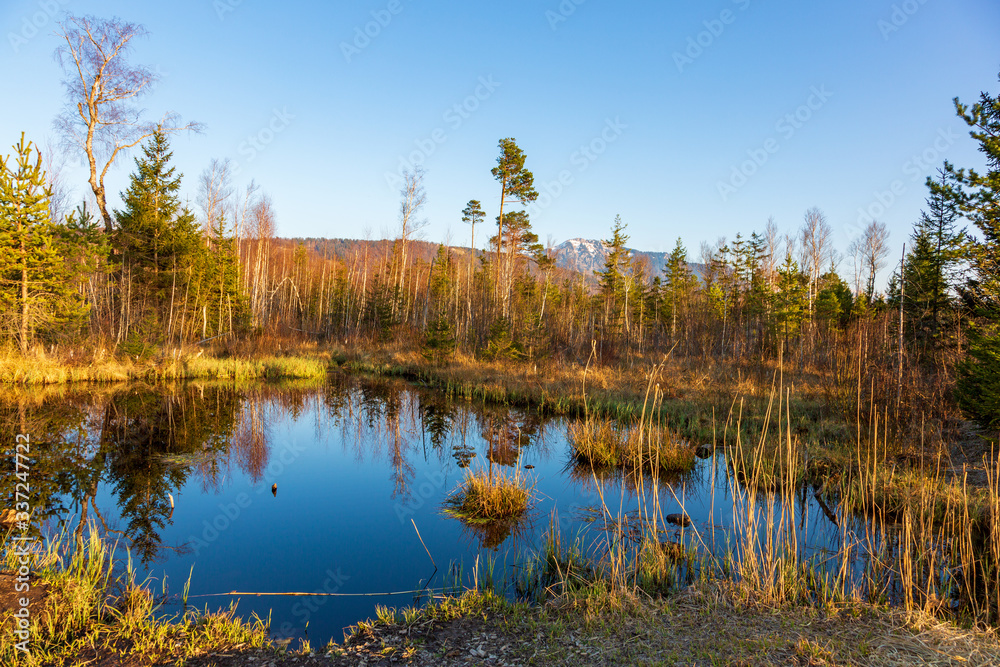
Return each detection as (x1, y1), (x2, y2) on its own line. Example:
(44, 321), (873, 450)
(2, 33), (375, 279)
(0, 375), (554, 565)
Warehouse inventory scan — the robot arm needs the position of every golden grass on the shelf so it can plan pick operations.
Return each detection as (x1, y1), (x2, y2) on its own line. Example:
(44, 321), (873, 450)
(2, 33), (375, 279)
(0, 349), (330, 384)
(0, 525), (270, 665)
(567, 419), (696, 474)
(445, 468), (531, 524)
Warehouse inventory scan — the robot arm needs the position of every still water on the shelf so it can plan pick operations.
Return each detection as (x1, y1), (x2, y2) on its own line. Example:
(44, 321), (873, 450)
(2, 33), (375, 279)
(2, 374), (850, 644)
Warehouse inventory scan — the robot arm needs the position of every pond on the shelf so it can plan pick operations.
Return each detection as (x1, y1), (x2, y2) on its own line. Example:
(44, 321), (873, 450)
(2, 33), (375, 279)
(0, 374), (960, 644)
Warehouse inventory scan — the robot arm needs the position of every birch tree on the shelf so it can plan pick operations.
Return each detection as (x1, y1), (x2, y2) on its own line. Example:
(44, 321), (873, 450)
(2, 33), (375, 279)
(54, 14), (200, 232)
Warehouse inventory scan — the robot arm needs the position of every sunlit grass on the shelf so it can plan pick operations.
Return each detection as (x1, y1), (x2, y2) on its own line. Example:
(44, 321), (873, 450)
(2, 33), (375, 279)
(568, 419), (696, 475)
(444, 468), (531, 524)
(0, 348), (329, 384)
(0, 524), (271, 665)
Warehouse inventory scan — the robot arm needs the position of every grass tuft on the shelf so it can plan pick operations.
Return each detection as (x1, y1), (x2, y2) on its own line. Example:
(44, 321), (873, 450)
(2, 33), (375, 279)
(444, 468), (531, 524)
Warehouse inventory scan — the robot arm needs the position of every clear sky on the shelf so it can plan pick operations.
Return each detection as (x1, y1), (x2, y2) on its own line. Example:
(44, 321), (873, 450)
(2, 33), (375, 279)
(2, 0), (998, 283)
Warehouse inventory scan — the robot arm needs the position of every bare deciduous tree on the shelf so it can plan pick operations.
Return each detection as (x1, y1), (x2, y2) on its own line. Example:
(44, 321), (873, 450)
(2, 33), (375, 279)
(849, 220), (891, 303)
(393, 168), (428, 317)
(54, 14), (200, 231)
(799, 207), (833, 313)
(198, 158), (235, 240)
(763, 215), (781, 289)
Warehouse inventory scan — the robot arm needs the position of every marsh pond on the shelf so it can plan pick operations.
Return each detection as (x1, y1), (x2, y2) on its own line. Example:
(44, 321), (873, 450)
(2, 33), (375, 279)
(0, 374), (983, 644)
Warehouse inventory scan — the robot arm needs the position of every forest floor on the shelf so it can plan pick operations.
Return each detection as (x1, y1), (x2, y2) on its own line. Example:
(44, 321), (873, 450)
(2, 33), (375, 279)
(4, 581), (999, 666)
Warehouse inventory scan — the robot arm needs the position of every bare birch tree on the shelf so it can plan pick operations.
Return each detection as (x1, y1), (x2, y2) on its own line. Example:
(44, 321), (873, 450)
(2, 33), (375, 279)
(393, 168), (427, 318)
(198, 158), (235, 241)
(799, 207), (833, 314)
(54, 14), (200, 231)
(849, 220), (891, 303)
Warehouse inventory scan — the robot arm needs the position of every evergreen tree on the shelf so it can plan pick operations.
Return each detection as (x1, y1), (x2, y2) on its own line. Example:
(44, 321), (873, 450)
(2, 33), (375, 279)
(113, 130), (206, 344)
(490, 139), (538, 316)
(595, 215), (631, 339)
(662, 237), (697, 339)
(948, 70), (1000, 426)
(772, 253), (808, 346)
(901, 170), (968, 349)
(0, 134), (81, 351)
(816, 270), (852, 330)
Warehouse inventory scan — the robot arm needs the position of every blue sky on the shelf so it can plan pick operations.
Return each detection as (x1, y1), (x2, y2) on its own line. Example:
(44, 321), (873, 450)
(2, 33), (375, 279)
(2, 0), (998, 280)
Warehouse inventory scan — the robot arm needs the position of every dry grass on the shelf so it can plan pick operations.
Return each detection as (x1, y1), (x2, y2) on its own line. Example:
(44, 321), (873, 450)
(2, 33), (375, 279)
(444, 468), (532, 524)
(0, 347), (330, 384)
(0, 525), (270, 665)
(567, 419), (696, 474)
(315, 584), (1000, 666)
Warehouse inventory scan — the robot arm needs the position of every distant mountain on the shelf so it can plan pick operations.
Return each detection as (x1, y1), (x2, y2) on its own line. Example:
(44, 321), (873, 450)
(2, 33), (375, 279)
(280, 236), (706, 288)
(553, 238), (707, 283)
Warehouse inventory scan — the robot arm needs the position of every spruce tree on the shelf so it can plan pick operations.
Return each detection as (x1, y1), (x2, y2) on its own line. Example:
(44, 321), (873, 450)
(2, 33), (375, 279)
(596, 215), (631, 339)
(662, 237), (697, 339)
(114, 129), (205, 342)
(901, 170), (967, 349)
(948, 70), (1000, 427)
(772, 254), (808, 347)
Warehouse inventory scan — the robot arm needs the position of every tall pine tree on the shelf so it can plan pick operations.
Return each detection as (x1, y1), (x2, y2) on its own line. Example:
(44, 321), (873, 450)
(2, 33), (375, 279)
(114, 129), (203, 346)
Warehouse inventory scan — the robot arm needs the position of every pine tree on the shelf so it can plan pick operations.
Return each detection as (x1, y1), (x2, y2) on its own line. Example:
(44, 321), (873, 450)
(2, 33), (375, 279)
(816, 270), (852, 330)
(662, 237), (697, 339)
(490, 139), (538, 317)
(114, 130), (206, 344)
(772, 253), (808, 346)
(0, 134), (80, 351)
(900, 170), (968, 349)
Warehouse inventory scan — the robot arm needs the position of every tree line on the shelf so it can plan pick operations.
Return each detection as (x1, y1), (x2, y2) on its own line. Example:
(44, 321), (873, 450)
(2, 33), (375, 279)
(0, 13), (998, 429)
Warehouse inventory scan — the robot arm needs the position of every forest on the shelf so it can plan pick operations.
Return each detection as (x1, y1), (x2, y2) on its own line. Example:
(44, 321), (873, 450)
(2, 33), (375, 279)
(1, 19), (998, 437)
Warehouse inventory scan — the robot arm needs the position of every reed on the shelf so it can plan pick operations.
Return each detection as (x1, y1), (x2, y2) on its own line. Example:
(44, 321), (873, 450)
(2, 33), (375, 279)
(532, 360), (1000, 632)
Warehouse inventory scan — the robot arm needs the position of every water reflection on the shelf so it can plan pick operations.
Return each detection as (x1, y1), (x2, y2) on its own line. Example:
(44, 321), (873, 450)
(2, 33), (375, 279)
(0, 376), (557, 566)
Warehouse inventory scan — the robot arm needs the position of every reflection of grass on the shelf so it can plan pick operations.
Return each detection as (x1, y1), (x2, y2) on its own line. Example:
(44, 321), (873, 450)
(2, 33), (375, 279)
(444, 469), (531, 524)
